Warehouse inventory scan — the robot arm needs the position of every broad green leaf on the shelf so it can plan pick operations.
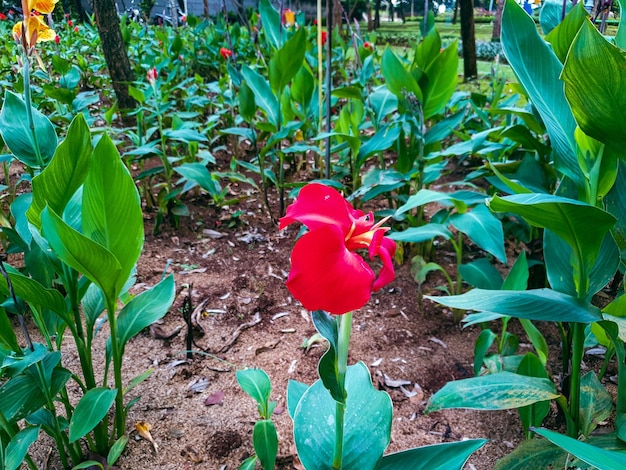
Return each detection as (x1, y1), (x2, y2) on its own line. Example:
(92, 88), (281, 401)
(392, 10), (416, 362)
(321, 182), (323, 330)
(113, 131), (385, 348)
(259, 0), (281, 49)
(291, 66), (315, 110)
(293, 362), (392, 470)
(388, 224), (453, 243)
(451, 204), (507, 263)
(574, 127), (618, 202)
(413, 26), (442, 71)
(519, 319), (549, 366)
(545, 229), (619, 301)
(539, 0), (573, 35)
(459, 258), (503, 290)
(368, 87), (398, 128)
(396, 189), (487, 215)
(253, 420), (278, 470)
(241, 66), (279, 128)
(69, 387), (117, 442)
(501, 0), (579, 183)
(107, 435), (129, 467)
(605, 161), (626, 259)
(425, 371), (559, 412)
(311, 310), (345, 404)
(239, 456), (257, 470)
(424, 108), (466, 145)
(28, 114), (92, 228)
(426, 288), (602, 323)
(502, 250), (529, 291)
(422, 41), (458, 119)
(0, 266), (67, 317)
(238, 82), (256, 123)
(357, 126), (402, 166)
(0, 90), (57, 169)
(115, 274), (175, 352)
(579, 372), (613, 437)
(517, 353), (551, 433)
(41, 207), (122, 302)
(488, 194), (616, 280)
(376, 439), (487, 470)
(616, 0), (626, 49)
(474, 329), (497, 376)
(175, 162), (218, 195)
(562, 21), (626, 154)
(493, 438), (566, 469)
(5, 426), (40, 470)
(82, 283), (104, 336)
(82, 134), (143, 299)
(287, 379), (309, 420)
(237, 368), (273, 419)
(533, 428), (626, 469)
(381, 47), (423, 105)
(269, 27), (306, 94)
(545, 3), (588, 64)
(0, 307), (20, 352)
(0, 367), (70, 422)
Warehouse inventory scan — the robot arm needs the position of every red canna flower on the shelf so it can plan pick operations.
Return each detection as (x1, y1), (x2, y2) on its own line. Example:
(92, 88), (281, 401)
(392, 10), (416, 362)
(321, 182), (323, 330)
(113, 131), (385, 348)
(73, 26), (78, 33)
(279, 183), (396, 315)
(364, 41), (373, 50)
(67, 19), (73, 26)
(219, 47), (232, 59)
(0, 12), (7, 20)
(321, 30), (327, 46)
(54, 34), (60, 43)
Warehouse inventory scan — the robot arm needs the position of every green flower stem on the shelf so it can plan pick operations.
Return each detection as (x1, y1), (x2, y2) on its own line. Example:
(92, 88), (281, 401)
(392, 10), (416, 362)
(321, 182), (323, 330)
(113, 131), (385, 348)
(22, 52), (45, 170)
(105, 296), (126, 441)
(568, 322), (585, 437)
(332, 311), (352, 470)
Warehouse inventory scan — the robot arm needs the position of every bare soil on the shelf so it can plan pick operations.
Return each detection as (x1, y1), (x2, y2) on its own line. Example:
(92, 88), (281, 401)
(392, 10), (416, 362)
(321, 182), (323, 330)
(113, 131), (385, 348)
(18, 159), (552, 469)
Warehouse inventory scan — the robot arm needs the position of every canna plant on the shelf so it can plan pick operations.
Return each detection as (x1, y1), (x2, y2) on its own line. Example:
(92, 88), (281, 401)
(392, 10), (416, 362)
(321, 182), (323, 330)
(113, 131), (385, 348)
(0, 3), (176, 466)
(239, 183), (487, 470)
(423, 0), (626, 466)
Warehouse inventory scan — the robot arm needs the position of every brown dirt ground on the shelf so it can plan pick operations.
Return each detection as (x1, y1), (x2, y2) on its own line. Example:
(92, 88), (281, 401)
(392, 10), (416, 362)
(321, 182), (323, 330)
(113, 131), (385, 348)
(14, 157), (573, 469)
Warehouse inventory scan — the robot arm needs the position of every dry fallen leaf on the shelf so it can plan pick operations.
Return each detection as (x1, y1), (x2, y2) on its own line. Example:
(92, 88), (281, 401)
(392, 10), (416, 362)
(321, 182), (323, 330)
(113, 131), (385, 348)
(204, 390), (225, 406)
(181, 445), (203, 463)
(150, 324), (183, 340)
(135, 421), (158, 453)
(383, 373), (412, 388)
(255, 339), (281, 355)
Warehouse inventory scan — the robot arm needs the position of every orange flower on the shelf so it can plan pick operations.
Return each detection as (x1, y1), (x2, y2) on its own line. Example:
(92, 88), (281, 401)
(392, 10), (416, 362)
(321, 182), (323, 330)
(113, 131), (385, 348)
(28, 0), (59, 14)
(12, 15), (56, 46)
(283, 8), (295, 27)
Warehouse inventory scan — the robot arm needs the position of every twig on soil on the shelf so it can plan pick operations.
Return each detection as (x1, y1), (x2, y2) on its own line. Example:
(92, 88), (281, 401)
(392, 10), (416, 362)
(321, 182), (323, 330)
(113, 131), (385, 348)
(218, 312), (262, 353)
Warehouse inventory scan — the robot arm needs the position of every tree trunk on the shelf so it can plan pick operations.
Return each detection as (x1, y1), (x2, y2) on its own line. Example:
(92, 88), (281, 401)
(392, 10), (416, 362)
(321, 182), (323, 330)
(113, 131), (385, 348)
(459, 0), (477, 80)
(491, 0), (504, 41)
(333, 0), (342, 30)
(92, 0), (136, 110)
(452, 0), (458, 23)
(374, 0), (381, 28)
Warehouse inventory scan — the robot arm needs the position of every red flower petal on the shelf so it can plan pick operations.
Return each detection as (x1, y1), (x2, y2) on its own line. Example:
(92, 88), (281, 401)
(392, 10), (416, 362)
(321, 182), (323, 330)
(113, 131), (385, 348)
(279, 184), (354, 234)
(370, 234), (396, 292)
(286, 225), (374, 314)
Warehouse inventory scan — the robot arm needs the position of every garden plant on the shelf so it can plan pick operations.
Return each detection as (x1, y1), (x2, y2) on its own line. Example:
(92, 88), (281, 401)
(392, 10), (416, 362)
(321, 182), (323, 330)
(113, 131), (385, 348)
(0, 0), (625, 468)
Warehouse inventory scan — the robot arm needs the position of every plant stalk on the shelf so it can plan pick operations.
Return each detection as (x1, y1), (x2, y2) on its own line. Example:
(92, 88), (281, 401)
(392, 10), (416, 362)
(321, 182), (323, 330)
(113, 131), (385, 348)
(105, 296), (126, 441)
(332, 311), (352, 469)
(568, 322), (585, 437)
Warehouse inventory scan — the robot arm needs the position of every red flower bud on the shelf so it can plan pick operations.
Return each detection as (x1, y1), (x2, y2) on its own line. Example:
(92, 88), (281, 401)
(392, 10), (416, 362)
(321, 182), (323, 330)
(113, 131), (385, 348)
(67, 19), (73, 26)
(321, 30), (327, 46)
(54, 34), (60, 44)
(0, 12), (7, 20)
(219, 47), (232, 59)
(364, 41), (373, 51)
(147, 67), (158, 83)
(73, 26), (79, 32)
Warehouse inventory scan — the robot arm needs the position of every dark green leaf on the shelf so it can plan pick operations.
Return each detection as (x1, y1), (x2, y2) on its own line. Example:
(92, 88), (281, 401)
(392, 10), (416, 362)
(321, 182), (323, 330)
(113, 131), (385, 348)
(237, 369), (272, 419)
(426, 288), (602, 323)
(253, 420), (278, 470)
(5, 426), (40, 470)
(69, 387), (117, 442)
(376, 439), (487, 470)
(425, 371), (559, 412)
